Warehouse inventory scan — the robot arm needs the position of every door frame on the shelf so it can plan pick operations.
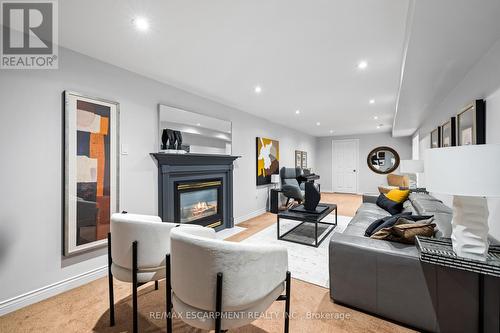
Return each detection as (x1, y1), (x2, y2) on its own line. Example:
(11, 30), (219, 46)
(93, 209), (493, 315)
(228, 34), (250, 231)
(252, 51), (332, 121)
(332, 139), (359, 194)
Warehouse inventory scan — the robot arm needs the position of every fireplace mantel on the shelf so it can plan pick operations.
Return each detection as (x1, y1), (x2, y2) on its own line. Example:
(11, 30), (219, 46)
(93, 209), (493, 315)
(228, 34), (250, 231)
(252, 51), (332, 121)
(150, 153), (240, 166)
(150, 153), (240, 230)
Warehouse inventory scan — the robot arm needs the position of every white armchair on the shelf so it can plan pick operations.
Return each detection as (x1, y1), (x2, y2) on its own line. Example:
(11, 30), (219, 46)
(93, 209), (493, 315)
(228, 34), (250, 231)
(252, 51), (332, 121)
(167, 226), (290, 333)
(108, 212), (178, 333)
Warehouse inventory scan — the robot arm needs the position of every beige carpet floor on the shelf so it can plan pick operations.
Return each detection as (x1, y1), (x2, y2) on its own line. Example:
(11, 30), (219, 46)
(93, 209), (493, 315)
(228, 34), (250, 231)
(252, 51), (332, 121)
(0, 193), (416, 333)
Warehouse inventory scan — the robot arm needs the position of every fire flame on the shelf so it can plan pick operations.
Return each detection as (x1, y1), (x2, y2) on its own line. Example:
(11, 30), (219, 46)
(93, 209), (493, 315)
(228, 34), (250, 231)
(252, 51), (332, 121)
(194, 202), (209, 210)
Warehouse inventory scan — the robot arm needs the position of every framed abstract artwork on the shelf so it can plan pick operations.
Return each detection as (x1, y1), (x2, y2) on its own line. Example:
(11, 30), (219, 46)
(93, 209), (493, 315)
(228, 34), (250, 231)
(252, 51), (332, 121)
(64, 91), (119, 256)
(256, 137), (279, 186)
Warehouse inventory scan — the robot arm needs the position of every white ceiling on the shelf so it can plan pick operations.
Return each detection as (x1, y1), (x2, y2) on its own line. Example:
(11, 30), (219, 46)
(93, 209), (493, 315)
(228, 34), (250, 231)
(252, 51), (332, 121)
(393, 0), (500, 137)
(59, 0), (409, 137)
(58, 1), (500, 138)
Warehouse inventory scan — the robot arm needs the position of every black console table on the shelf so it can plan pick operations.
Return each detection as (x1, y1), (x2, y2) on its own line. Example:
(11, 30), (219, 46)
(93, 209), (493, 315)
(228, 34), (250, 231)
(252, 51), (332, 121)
(416, 236), (500, 333)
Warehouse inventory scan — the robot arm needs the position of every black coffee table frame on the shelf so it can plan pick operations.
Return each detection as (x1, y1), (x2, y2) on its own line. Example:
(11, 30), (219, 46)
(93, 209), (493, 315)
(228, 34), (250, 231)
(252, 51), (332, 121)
(277, 203), (337, 247)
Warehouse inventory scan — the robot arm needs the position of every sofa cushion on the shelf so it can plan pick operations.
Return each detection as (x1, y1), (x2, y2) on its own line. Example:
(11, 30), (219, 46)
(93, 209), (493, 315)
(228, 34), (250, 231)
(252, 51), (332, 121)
(376, 194), (404, 215)
(357, 202), (390, 217)
(402, 199), (416, 214)
(409, 193), (453, 237)
(364, 212), (412, 237)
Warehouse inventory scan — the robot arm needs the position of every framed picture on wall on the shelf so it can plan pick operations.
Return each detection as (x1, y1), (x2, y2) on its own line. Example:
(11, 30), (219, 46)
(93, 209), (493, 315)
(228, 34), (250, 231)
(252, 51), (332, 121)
(457, 100), (486, 146)
(430, 127), (441, 148)
(301, 152), (308, 168)
(256, 137), (280, 185)
(441, 117), (456, 147)
(295, 150), (302, 168)
(64, 91), (120, 256)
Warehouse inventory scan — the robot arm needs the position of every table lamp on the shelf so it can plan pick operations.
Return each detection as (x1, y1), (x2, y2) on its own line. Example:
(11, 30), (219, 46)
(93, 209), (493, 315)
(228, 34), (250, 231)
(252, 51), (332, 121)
(425, 144), (500, 261)
(400, 159), (424, 189)
(271, 174), (280, 189)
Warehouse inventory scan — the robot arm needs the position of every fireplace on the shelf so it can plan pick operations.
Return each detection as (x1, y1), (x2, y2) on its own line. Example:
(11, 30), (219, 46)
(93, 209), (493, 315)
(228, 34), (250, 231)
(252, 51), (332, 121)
(151, 153), (239, 231)
(175, 179), (223, 228)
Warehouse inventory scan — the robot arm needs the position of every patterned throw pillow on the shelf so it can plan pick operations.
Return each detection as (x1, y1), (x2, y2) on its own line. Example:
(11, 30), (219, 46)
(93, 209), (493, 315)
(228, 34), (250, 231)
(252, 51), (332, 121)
(385, 189), (410, 203)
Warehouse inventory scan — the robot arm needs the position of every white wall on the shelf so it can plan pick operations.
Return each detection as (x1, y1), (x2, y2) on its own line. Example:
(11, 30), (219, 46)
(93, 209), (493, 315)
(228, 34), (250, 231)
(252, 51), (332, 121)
(414, 38), (500, 240)
(0, 48), (315, 311)
(315, 132), (412, 193)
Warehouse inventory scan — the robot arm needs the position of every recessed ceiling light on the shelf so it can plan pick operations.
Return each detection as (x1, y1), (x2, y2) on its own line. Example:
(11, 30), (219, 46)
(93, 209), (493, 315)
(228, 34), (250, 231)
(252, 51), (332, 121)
(316, 122), (321, 126)
(373, 116), (378, 120)
(295, 110), (300, 115)
(197, 123), (201, 126)
(254, 85), (262, 94)
(329, 130), (334, 134)
(369, 99), (375, 104)
(377, 124), (383, 129)
(132, 17), (149, 31)
(357, 61), (368, 70)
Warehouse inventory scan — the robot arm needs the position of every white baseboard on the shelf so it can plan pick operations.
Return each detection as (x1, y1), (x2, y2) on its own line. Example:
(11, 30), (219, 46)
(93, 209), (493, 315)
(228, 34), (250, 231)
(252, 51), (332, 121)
(0, 265), (107, 316)
(234, 208), (267, 225)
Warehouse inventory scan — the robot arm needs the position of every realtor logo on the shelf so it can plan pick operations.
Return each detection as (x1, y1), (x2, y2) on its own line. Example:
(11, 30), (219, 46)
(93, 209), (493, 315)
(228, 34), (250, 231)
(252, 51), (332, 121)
(1, 1), (58, 69)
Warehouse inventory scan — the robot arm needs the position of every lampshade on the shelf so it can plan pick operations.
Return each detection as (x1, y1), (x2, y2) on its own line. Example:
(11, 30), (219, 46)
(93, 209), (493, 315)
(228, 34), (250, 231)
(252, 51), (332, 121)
(400, 159), (424, 173)
(424, 144), (500, 197)
(271, 174), (280, 184)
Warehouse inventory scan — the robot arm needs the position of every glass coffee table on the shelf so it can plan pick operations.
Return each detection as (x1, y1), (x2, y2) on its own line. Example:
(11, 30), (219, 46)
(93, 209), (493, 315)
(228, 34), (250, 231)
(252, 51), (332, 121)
(277, 203), (337, 247)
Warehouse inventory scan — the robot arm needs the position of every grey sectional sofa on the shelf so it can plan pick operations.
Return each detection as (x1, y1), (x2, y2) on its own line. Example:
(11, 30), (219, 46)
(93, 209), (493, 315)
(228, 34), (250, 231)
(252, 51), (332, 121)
(329, 193), (499, 333)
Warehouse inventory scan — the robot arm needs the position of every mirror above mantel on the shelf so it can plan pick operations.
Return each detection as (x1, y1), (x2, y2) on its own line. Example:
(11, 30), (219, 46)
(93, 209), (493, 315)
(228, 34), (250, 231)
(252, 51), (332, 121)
(158, 104), (232, 155)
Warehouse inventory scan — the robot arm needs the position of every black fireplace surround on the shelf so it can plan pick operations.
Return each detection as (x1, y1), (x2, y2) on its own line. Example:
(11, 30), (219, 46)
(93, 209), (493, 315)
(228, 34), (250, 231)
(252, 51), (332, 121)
(151, 153), (239, 231)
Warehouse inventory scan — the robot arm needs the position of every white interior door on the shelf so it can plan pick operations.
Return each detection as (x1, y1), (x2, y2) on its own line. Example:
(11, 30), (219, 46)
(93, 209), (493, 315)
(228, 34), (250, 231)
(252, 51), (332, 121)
(332, 139), (359, 193)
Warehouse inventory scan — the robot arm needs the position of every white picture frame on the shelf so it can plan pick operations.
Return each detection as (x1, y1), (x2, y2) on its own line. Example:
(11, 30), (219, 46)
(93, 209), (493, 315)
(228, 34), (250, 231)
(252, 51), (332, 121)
(64, 91), (119, 256)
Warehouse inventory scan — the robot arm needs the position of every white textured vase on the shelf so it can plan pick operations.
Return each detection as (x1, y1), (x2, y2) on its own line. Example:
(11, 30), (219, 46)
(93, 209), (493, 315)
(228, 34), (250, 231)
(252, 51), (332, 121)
(451, 195), (489, 261)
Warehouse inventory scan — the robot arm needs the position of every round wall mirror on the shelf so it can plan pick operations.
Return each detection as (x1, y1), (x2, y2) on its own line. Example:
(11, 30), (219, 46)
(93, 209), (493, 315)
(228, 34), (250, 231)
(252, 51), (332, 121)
(367, 146), (400, 174)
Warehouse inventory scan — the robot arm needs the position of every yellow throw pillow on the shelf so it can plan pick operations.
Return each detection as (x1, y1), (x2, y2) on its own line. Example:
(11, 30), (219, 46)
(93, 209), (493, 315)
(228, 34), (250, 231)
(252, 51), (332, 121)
(385, 189), (410, 203)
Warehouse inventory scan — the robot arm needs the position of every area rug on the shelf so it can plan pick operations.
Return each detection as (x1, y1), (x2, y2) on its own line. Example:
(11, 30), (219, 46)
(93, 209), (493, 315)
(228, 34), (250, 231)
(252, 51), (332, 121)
(242, 214), (352, 288)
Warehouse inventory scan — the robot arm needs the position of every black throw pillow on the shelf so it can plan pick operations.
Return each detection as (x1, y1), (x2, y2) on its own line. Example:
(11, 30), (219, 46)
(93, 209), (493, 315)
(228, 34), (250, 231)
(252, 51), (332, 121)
(376, 194), (404, 215)
(364, 212), (412, 237)
(370, 214), (435, 236)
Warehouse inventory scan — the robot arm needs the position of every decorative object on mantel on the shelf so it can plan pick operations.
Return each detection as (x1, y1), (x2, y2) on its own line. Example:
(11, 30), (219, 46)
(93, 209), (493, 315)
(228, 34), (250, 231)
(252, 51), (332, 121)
(158, 104), (232, 155)
(425, 144), (500, 261)
(440, 117), (456, 147)
(160, 128), (188, 154)
(64, 91), (119, 256)
(457, 99), (486, 146)
(256, 137), (280, 185)
(367, 146), (400, 174)
(430, 127), (440, 148)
